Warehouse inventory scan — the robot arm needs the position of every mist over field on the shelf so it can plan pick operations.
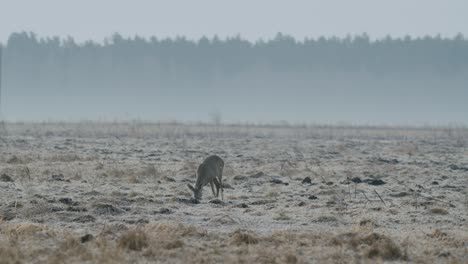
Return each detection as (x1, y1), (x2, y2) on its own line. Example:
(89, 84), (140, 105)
(1, 32), (467, 124)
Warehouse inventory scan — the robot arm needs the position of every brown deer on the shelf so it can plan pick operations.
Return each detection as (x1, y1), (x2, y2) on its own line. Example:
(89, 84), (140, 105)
(187, 155), (224, 200)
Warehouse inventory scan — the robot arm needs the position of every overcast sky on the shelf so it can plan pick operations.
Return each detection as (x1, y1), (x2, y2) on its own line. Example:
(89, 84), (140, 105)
(1, 0), (467, 43)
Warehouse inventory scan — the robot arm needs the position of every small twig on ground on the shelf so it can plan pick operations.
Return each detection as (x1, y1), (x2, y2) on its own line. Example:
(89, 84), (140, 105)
(417, 193), (456, 208)
(415, 193), (418, 209)
(390, 176), (456, 208)
(373, 189), (386, 206)
(362, 191), (371, 203)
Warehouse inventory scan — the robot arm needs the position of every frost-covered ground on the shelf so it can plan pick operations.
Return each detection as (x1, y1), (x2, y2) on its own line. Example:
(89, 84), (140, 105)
(0, 122), (467, 263)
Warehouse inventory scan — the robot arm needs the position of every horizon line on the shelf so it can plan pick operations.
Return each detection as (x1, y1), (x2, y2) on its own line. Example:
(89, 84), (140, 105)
(1, 31), (466, 46)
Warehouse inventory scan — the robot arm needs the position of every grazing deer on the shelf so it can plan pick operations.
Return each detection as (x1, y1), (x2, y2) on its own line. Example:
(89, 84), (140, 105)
(187, 155), (224, 200)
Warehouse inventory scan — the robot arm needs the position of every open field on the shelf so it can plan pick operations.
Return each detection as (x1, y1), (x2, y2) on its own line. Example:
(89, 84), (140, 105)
(0, 122), (467, 263)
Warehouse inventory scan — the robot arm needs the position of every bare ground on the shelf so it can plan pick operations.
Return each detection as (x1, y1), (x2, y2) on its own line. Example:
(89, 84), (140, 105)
(0, 122), (467, 263)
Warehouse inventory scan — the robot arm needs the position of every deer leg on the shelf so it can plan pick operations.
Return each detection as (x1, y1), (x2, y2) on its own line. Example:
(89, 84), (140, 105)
(210, 180), (216, 197)
(218, 175), (224, 200)
(213, 177), (220, 198)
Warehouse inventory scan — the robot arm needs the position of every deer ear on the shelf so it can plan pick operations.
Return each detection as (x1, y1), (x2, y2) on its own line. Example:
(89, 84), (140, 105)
(187, 184), (195, 193)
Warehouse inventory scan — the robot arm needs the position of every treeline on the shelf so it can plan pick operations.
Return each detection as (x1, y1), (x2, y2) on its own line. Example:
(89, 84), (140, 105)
(2, 32), (468, 91)
(1, 32), (467, 122)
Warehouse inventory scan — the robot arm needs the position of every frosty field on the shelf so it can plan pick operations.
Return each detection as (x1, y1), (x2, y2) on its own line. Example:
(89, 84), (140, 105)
(0, 122), (467, 263)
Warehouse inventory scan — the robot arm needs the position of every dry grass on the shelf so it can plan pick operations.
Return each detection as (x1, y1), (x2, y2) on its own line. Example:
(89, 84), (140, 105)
(102, 164), (164, 182)
(1, 122), (467, 263)
(395, 142), (419, 157)
(1, 223), (54, 238)
(0, 246), (23, 264)
(0, 220), (466, 263)
(230, 230), (259, 245)
(273, 210), (291, 221)
(429, 229), (448, 239)
(332, 232), (404, 260)
(144, 222), (202, 239)
(428, 207), (449, 215)
(361, 233), (404, 260)
(118, 228), (149, 251)
(127, 175), (141, 184)
(46, 153), (83, 163)
(138, 164), (159, 177)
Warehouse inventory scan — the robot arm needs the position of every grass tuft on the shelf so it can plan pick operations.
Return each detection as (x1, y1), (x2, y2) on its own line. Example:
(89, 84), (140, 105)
(428, 207), (449, 215)
(230, 230), (259, 245)
(118, 228), (149, 251)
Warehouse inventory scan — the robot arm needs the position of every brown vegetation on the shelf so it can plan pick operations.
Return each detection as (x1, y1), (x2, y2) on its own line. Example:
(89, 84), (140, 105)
(0, 122), (467, 263)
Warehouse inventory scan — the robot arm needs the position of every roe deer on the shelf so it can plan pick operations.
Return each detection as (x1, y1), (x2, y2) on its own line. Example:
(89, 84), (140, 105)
(187, 155), (224, 200)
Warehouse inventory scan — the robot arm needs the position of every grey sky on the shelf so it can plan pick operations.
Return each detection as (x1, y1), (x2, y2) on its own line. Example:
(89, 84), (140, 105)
(1, 0), (467, 43)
